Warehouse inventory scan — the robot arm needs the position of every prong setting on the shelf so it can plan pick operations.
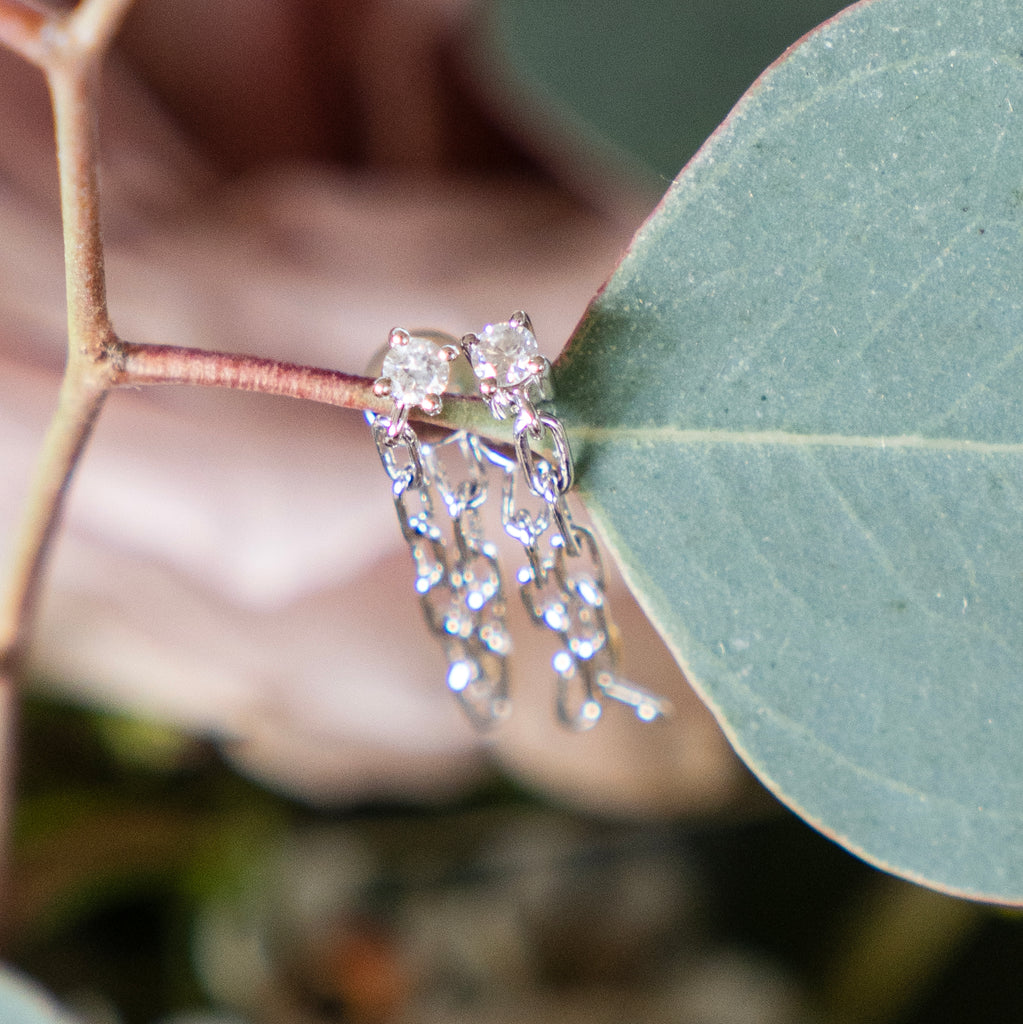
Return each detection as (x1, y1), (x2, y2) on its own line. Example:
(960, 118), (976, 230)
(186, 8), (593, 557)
(385, 404), (410, 439)
(378, 328), (452, 428)
(463, 315), (542, 392)
(508, 310), (533, 333)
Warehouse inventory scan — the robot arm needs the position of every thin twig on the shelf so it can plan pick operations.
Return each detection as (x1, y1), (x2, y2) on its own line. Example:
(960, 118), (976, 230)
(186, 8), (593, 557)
(115, 343), (390, 409)
(0, 0), (48, 66)
(0, 373), (108, 663)
(0, 367), (106, 943)
(0, 0), (126, 664)
(0, 5), (117, 656)
(64, 0), (136, 60)
(0, 0), (133, 937)
(113, 341), (504, 438)
(0, 0), (509, 944)
(49, 65), (112, 356)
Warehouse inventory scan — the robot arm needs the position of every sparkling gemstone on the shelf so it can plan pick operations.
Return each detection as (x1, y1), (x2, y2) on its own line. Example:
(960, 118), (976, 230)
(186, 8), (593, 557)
(571, 574), (603, 608)
(447, 660), (477, 693)
(382, 336), (449, 405)
(541, 598), (570, 633)
(444, 602), (474, 639)
(552, 650), (575, 675)
(480, 620), (512, 655)
(470, 321), (539, 386)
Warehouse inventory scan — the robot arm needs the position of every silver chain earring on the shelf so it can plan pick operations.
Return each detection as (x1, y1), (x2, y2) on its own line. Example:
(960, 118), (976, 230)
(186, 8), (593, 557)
(368, 328), (512, 728)
(461, 313), (671, 729)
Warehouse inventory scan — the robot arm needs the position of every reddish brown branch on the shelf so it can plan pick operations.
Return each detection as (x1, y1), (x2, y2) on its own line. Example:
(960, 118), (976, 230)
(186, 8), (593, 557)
(0, 0), (502, 938)
(112, 341), (497, 437)
(115, 342), (388, 410)
(49, 66), (111, 355)
(64, 0), (136, 60)
(0, 0), (48, 65)
(0, 0), (138, 933)
(0, 374), (108, 663)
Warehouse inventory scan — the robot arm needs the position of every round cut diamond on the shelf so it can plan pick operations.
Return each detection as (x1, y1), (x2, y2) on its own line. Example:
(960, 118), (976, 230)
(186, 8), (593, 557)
(382, 336), (449, 406)
(470, 321), (539, 386)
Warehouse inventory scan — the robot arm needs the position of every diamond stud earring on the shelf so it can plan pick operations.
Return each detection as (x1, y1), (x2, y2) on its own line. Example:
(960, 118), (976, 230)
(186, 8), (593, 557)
(462, 313), (671, 728)
(368, 328), (512, 727)
(461, 311), (550, 421)
(373, 327), (459, 443)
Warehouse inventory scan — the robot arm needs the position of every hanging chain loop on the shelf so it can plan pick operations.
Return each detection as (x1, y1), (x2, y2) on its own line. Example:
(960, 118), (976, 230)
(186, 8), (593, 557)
(371, 413), (512, 728)
(460, 316), (671, 728)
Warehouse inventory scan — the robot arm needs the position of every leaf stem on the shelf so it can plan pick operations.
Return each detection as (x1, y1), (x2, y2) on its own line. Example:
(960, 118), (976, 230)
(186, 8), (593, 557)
(114, 343), (390, 410)
(0, 0), (133, 935)
(112, 341), (506, 439)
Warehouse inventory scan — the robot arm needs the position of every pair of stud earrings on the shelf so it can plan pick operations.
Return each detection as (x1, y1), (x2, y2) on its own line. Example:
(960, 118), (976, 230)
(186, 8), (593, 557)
(367, 313), (670, 730)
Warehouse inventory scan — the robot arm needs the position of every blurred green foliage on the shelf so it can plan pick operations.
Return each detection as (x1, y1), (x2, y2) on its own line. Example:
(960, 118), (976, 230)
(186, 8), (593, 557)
(493, 0), (851, 180)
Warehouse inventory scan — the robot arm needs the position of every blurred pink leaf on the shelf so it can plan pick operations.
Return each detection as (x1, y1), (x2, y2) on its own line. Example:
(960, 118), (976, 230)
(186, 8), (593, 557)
(0, 0), (743, 811)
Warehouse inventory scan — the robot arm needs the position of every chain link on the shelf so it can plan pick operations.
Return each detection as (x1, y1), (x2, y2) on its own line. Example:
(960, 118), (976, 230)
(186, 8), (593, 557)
(371, 414), (511, 728)
(368, 313), (669, 729)
(483, 387), (670, 729)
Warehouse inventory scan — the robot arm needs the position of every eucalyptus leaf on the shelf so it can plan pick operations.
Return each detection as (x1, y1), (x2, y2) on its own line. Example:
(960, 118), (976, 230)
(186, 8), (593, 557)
(556, 0), (1023, 902)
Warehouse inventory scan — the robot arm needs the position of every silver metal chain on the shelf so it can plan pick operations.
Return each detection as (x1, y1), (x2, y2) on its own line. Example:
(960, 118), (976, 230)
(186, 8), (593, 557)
(476, 388), (671, 730)
(368, 315), (668, 730)
(370, 414), (512, 728)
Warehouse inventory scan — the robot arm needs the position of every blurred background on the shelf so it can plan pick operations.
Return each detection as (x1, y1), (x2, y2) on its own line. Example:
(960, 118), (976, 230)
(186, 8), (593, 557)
(2, 0), (1022, 1021)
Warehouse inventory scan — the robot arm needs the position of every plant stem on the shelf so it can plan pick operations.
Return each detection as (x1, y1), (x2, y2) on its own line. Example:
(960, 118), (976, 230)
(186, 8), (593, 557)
(0, 367), (107, 943)
(0, 1), (117, 656)
(64, 0), (136, 58)
(0, 0), (514, 942)
(49, 64), (113, 358)
(1, 373), (109, 662)
(115, 343), (391, 410)
(0, 0), (130, 937)
(0, 0), (47, 65)
(112, 341), (506, 438)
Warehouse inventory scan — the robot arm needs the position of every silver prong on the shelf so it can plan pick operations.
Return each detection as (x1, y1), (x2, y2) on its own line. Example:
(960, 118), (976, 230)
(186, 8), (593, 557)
(420, 393), (442, 415)
(439, 344), (460, 363)
(479, 377), (498, 399)
(509, 310), (533, 333)
(389, 327), (411, 348)
(532, 357), (554, 401)
(525, 356), (547, 378)
(373, 377), (392, 398)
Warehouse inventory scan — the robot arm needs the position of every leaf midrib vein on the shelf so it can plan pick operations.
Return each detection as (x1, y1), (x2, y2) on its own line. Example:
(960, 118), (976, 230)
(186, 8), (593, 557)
(572, 426), (1023, 455)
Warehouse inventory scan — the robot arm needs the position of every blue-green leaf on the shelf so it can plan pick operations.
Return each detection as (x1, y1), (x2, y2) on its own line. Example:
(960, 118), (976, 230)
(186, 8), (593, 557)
(556, 0), (1023, 901)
